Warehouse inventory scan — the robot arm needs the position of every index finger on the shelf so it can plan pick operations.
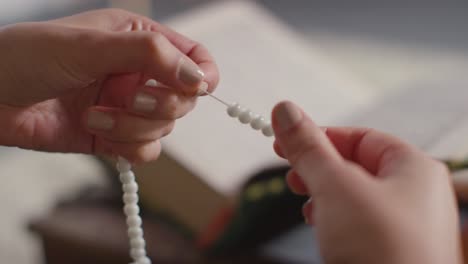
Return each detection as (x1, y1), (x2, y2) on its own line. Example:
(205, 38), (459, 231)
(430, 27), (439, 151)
(324, 127), (417, 176)
(146, 20), (219, 93)
(53, 9), (219, 93)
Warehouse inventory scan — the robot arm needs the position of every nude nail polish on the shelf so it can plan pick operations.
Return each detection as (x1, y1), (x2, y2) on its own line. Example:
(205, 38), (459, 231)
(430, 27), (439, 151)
(196, 81), (209, 96)
(177, 57), (204, 89)
(133, 92), (157, 113)
(87, 110), (114, 131)
(275, 101), (303, 132)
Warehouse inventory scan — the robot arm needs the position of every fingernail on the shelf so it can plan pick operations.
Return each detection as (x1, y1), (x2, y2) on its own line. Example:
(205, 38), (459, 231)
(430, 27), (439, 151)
(177, 57), (204, 89)
(196, 81), (209, 96)
(133, 92), (157, 113)
(87, 110), (114, 131)
(275, 101), (303, 132)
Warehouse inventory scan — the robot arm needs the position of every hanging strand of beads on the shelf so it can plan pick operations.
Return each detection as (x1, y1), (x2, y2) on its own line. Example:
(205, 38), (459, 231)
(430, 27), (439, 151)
(117, 157), (151, 264)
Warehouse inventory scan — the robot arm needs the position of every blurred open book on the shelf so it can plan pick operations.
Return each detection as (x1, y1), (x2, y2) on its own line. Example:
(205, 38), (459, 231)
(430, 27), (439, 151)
(134, 0), (468, 236)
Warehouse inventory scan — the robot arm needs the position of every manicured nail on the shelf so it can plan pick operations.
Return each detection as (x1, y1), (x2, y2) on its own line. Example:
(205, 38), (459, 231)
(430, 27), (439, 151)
(177, 57), (204, 89)
(133, 92), (157, 113)
(196, 81), (209, 96)
(275, 101), (303, 132)
(87, 110), (114, 131)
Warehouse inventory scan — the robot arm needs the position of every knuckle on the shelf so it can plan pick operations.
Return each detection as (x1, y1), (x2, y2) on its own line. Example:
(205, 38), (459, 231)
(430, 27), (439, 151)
(142, 32), (164, 59)
(161, 122), (175, 137)
(288, 139), (324, 165)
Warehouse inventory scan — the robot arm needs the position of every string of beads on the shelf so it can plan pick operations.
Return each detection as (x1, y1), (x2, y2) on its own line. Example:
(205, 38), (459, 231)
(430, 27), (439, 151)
(227, 102), (274, 137)
(117, 157), (151, 264)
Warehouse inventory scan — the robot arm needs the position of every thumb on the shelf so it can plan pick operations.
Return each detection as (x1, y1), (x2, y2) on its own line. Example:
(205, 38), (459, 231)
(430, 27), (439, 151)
(81, 30), (205, 95)
(271, 101), (363, 196)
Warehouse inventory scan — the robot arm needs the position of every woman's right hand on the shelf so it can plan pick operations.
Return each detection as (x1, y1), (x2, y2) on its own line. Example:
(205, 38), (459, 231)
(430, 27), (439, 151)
(0, 9), (218, 163)
(271, 101), (462, 264)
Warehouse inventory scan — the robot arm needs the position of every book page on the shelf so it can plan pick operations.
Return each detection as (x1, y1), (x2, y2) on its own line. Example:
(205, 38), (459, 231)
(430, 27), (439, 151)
(161, 1), (373, 195)
(343, 79), (468, 158)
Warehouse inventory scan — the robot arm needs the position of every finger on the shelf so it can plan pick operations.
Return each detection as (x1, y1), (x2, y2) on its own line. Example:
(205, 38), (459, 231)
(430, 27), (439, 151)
(286, 170), (308, 195)
(272, 101), (364, 196)
(323, 127), (417, 175)
(99, 74), (197, 120)
(54, 9), (219, 93)
(147, 22), (219, 92)
(273, 140), (285, 158)
(82, 30), (206, 95)
(96, 139), (162, 164)
(127, 85), (197, 120)
(84, 107), (174, 143)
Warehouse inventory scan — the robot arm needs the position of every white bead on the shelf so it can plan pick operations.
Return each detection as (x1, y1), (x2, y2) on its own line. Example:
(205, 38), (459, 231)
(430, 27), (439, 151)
(238, 109), (253, 124)
(124, 204), (140, 216)
(123, 193), (139, 204)
(130, 237), (146, 248)
(123, 182), (138, 193)
(145, 79), (157, 87)
(137, 257), (151, 264)
(117, 157), (132, 172)
(250, 115), (267, 130)
(119, 171), (135, 183)
(128, 227), (143, 238)
(131, 248), (146, 259)
(262, 123), (274, 137)
(227, 103), (242, 117)
(127, 215), (142, 227)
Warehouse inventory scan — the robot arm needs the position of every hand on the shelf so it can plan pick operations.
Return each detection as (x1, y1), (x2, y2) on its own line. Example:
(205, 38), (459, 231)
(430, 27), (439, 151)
(271, 101), (462, 264)
(0, 9), (218, 162)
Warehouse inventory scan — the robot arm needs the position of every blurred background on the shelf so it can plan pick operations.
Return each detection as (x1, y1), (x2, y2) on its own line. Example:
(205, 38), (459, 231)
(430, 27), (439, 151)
(1, 0), (468, 263)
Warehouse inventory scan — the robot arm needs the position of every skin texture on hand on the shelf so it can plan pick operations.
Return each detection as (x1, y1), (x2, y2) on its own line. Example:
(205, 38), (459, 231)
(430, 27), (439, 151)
(271, 101), (462, 264)
(0, 9), (219, 163)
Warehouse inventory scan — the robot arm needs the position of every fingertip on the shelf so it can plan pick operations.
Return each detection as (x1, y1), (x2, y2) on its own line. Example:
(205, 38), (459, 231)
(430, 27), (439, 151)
(198, 61), (219, 94)
(271, 101), (307, 139)
(273, 140), (285, 158)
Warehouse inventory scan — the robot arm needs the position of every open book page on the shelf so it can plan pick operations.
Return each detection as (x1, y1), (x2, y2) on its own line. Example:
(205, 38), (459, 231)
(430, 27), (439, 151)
(343, 79), (468, 159)
(161, 1), (373, 195)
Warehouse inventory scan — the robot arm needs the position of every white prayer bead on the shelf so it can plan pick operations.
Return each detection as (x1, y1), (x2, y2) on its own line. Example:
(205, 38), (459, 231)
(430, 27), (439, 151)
(130, 237), (146, 248)
(120, 171), (135, 183)
(128, 227), (143, 238)
(124, 204), (140, 216)
(262, 123), (274, 137)
(131, 248), (146, 259)
(127, 215), (142, 226)
(145, 79), (157, 87)
(137, 257), (151, 264)
(117, 157), (132, 172)
(250, 116), (267, 130)
(123, 193), (139, 204)
(238, 109), (253, 124)
(227, 103), (242, 117)
(123, 182), (139, 193)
